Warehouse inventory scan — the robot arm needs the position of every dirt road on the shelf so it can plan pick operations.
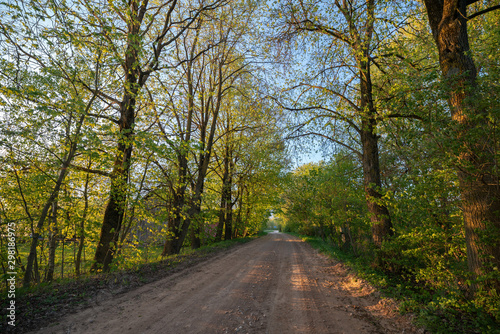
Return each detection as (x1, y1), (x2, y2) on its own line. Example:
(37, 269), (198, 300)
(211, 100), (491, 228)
(32, 232), (419, 334)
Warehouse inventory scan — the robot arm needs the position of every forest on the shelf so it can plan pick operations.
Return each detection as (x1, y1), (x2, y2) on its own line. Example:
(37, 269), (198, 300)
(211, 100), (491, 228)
(0, 0), (499, 332)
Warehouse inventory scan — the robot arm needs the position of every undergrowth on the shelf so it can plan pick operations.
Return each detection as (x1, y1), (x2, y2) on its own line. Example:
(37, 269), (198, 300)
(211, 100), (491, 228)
(291, 233), (500, 334)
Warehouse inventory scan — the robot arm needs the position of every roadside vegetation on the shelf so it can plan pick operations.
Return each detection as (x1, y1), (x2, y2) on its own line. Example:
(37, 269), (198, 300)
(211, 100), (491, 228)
(279, 156), (500, 334)
(295, 233), (500, 333)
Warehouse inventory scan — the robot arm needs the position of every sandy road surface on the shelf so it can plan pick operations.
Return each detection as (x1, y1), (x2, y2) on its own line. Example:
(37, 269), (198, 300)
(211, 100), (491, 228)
(33, 232), (419, 334)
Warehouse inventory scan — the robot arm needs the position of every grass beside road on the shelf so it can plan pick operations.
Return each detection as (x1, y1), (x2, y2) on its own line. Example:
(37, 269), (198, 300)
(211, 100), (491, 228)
(290, 233), (500, 334)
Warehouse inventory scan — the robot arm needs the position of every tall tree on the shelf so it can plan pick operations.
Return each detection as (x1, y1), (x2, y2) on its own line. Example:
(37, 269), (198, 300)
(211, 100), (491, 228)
(153, 0), (255, 255)
(84, 0), (224, 271)
(421, 0), (500, 290)
(270, 0), (409, 245)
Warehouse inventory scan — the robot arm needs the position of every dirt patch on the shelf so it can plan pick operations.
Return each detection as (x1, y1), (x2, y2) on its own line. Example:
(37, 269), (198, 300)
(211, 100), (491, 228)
(22, 233), (423, 334)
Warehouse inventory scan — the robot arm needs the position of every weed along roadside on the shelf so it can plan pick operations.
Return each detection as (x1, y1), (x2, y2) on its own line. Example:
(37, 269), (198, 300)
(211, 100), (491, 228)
(291, 233), (500, 334)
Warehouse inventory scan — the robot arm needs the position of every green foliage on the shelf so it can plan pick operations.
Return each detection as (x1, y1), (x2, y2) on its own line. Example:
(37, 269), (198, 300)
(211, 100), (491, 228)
(280, 152), (369, 252)
(294, 234), (500, 333)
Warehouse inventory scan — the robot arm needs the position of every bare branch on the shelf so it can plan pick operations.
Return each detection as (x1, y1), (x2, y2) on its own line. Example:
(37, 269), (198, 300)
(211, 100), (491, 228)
(87, 113), (120, 124)
(285, 131), (362, 159)
(468, 5), (500, 20)
(70, 164), (111, 177)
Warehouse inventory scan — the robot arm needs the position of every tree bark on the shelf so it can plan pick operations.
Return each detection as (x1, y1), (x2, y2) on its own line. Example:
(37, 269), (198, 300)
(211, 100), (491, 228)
(361, 119), (393, 246)
(91, 101), (135, 271)
(161, 27), (198, 255)
(163, 58), (225, 255)
(359, 51), (393, 246)
(216, 154), (231, 242)
(283, 0), (393, 246)
(215, 186), (227, 242)
(44, 202), (58, 282)
(91, 0), (149, 271)
(423, 0), (500, 290)
(161, 141), (190, 255)
(190, 168), (205, 249)
(189, 196), (203, 249)
(75, 167), (90, 276)
(190, 219), (202, 249)
(224, 152), (234, 241)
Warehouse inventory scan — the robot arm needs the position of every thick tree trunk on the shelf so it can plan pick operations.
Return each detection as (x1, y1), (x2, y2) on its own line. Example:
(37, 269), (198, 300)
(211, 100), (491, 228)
(359, 58), (393, 246)
(91, 90), (136, 271)
(189, 199), (202, 249)
(162, 217), (177, 256)
(162, 174), (207, 256)
(91, 0), (158, 271)
(163, 224), (186, 255)
(161, 154), (189, 256)
(233, 186), (244, 238)
(190, 184), (204, 249)
(162, 196), (185, 256)
(190, 222), (202, 249)
(165, 193), (204, 255)
(91, 1), (148, 271)
(162, 168), (208, 255)
(91, 173), (128, 271)
(423, 0), (500, 291)
(361, 122), (393, 246)
(224, 200), (233, 241)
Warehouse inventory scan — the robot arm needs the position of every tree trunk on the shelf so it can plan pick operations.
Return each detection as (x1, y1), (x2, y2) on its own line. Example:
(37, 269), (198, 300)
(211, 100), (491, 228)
(359, 57), (393, 246)
(190, 176), (204, 250)
(224, 203), (233, 241)
(224, 157), (234, 241)
(164, 90), (223, 254)
(215, 187), (226, 242)
(91, 1), (145, 271)
(216, 152), (231, 241)
(91, 150), (132, 271)
(162, 33), (196, 255)
(361, 122), (393, 246)
(75, 169), (89, 276)
(44, 202), (58, 282)
(190, 188), (204, 249)
(190, 223), (202, 249)
(162, 217), (177, 257)
(234, 186), (244, 238)
(189, 199), (203, 249)
(423, 0), (500, 291)
(91, 73), (140, 272)
(161, 154), (189, 256)
(22, 129), (84, 286)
